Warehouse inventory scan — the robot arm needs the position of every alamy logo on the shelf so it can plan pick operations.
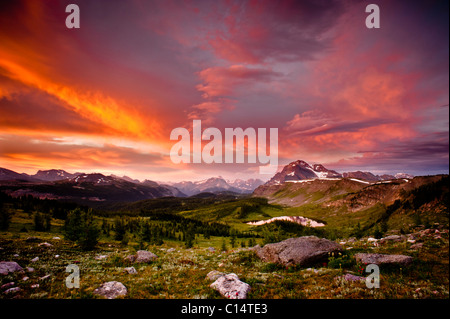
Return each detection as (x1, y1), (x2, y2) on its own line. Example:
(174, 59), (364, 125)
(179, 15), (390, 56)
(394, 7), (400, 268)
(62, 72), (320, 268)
(366, 4), (380, 29)
(65, 264), (80, 289)
(365, 264), (380, 288)
(170, 120), (278, 175)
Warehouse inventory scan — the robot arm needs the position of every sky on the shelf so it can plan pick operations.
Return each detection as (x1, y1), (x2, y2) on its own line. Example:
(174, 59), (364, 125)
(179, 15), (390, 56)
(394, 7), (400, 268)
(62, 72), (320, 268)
(0, 0), (448, 182)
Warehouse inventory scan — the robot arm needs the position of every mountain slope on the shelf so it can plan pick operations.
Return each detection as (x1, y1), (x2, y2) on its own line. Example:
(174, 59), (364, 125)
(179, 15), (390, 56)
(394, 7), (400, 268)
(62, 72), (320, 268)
(170, 177), (251, 196)
(32, 169), (77, 181)
(0, 172), (179, 204)
(0, 167), (42, 182)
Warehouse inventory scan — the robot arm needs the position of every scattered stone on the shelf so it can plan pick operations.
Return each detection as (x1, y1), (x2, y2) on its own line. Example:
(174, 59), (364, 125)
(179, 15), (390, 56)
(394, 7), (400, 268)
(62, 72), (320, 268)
(22, 276), (29, 281)
(31, 257), (39, 263)
(254, 236), (342, 267)
(93, 281), (127, 299)
(210, 273), (251, 299)
(26, 267), (35, 273)
(206, 270), (225, 281)
(25, 237), (41, 243)
(0, 261), (24, 275)
(38, 242), (53, 247)
(124, 267), (137, 274)
(95, 255), (108, 260)
(13, 254), (19, 257)
(125, 250), (158, 263)
(39, 274), (51, 281)
(379, 235), (405, 244)
(52, 237), (61, 240)
(4, 287), (21, 294)
(342, 273), (365, 282)
(1, 282), (15, 290)
(31, 284), (39, 289)
(367, 237), (377, 242)
(355, 253), (413, 266)
(407, 239), (416, 244)
(410, 243), (424, 250)
(167, 248), (176, 253)
(55, 255), (60, 259)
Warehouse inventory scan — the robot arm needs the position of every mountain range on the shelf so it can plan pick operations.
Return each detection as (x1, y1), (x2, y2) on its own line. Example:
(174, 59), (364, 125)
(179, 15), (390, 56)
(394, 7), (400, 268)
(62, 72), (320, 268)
(264, 160), (414, 186)
(0, 167), (264, 203)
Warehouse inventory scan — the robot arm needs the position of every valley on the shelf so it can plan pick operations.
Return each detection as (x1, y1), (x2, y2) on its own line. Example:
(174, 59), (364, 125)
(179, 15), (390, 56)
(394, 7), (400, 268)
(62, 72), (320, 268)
(0, 161), (449, 299)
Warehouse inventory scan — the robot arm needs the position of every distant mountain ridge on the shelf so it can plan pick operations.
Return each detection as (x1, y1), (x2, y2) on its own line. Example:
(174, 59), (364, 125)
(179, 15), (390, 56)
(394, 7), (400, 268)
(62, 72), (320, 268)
(0, 167), (264, 202)
(264, 160), (414, 186)
(169, 177), (264, 196)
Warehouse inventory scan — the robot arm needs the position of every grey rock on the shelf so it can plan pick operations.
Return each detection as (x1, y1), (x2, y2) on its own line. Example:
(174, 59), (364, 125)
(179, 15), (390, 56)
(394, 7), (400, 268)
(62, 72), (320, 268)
(355, 253), (413, 266)
(254, 236), (342, 267)
(0, 261), (24, 275)
(410, 243), (424, 250)
(39, 274), (51, 281)
(167, 248), (176, 253)
(1, 282), (15, 289)
(210, 273), (251, 299)
(125, 250), (158, 263)
(206, 270), (225, 281)
(124, 267), (137, 274)
(135, 250), (158, 263)
(4, 287), (21, 294)
(93, 281), (127, 299)
(342, 273), (365, 282)
(31, 257), (39, 263)
(379, 235), (405, 244)
(95, 255), (108, 260)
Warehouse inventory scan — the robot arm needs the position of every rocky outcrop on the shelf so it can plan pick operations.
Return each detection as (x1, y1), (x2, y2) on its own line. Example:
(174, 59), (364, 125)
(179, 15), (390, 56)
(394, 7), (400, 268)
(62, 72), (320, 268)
(355, 253), (413, 266)
(0, 261), (24, 275)
(93, 281), (127, 299)
(253, 236), (342, 267)
(210, 273), (251, 299)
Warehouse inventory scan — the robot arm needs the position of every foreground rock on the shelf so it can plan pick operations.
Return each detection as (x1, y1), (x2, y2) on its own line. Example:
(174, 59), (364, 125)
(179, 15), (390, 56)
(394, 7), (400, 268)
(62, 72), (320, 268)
(125, 250), (158, 263)
(210, 273), (251, 299)
(253, 236), (342, 267)
(355, 253), (413, 266)
(0, 261), (24, 275)
(93, 281), (127, 299)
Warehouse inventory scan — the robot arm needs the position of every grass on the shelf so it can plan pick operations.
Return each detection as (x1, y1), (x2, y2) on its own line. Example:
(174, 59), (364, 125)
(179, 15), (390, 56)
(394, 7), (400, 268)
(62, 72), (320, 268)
(1, 205), (449, 299)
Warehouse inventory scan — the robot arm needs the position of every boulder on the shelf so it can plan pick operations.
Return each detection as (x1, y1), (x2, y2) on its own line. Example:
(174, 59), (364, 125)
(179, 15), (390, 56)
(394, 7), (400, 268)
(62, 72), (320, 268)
(125, 250), (158, 263)
(254, 236), (342, 267)
(0, 261), (24, 275)
(93, 281), (127, 299)
(355, 253), (413, 266)
(210, 273), (251, 299)
(379, 235), (405, 244)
